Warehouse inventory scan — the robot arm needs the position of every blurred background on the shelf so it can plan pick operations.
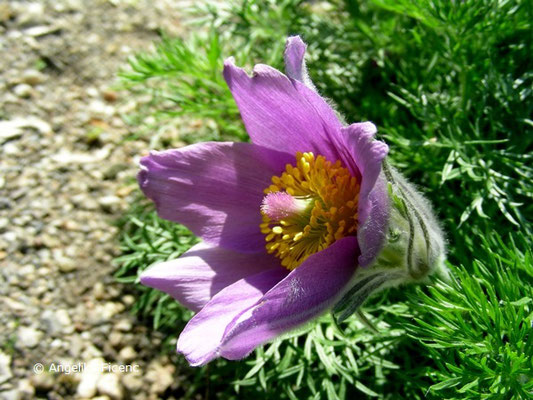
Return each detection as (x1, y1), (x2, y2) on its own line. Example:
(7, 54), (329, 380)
(1, 1), (531, 399)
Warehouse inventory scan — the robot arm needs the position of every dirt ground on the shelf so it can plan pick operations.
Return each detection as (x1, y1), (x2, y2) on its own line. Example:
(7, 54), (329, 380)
(0, 1), (196, 399)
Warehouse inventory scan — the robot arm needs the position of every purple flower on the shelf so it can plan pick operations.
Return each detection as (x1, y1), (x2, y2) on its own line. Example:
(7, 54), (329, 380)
(137, 36), (409, 366)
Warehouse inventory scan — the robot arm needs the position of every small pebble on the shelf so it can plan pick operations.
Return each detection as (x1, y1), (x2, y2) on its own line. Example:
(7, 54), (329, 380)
(13, 83), (32, 98)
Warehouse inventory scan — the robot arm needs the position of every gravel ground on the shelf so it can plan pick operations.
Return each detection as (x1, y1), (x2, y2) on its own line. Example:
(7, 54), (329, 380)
(0, 1), (193, 399)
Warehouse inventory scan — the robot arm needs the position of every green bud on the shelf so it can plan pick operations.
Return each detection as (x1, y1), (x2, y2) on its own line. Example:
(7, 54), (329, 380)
(334, 161), (446, 323)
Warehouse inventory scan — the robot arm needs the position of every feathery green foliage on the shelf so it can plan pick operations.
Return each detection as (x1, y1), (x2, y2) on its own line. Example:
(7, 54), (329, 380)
(115, 0), (532, 398)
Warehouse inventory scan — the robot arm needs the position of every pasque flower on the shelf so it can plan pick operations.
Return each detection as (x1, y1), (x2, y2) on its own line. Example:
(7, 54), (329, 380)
(138, 36), (445, 366)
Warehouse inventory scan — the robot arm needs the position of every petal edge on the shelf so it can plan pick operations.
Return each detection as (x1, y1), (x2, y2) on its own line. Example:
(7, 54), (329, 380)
(218, 236), (359, 360)
(138, 141), (292, 253)
(140, 242), (281, 312)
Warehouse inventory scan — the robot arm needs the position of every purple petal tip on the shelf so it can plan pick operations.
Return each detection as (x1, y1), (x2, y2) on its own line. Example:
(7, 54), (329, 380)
(284, 36), (307, 83)
(286, 35), (305, 48)
(139, 265), (162, 287)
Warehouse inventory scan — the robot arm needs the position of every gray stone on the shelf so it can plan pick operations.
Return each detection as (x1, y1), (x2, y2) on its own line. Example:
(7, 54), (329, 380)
(122, 295), (135, 306)
(97, 373), (123, 400)
(13, 84), (32, 98)
(81, 344), (103, 360)
(54, 250), (77, 273)
(88, 302), (124, 325)
(0, 352), (12, 385)
(15, 326), (43, 349)
(15, 2), (45, 25)
(98, 196), (121, 212)
(146, 361), (174, 395)
(76, 358), (104, 399)
(30, 372), (54, 391)
(121, 372), (142, 393)
(108, 331), (123, 348)
(93, 282), (105, 300)
(114, 319), (132, 332)
(17, 378), (35, 398)
(0, 4), (14, 23)
(21, 69), (45, 85)
(23, 25), (61, 37)
(41, 309), (73, 336)
(0, 117), (52, 143)
(50, 146), (111, 164)
(0, 389), (20, 400)
(118, 346), (136, 363)
(68, 334), (85, 358)
(88, 99), (115, 118)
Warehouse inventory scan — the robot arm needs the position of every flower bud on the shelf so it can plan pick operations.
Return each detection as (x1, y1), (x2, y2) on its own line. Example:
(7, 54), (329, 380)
(334, 161), (446, 322)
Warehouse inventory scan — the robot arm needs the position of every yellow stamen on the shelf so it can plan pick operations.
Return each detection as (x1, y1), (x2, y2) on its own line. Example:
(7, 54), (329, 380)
(260, 152), (360, 270)
(272, 226), (283, 234)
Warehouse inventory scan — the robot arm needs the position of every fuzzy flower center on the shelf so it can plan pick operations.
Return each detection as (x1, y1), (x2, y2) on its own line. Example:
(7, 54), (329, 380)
(260, 152), (360, 270)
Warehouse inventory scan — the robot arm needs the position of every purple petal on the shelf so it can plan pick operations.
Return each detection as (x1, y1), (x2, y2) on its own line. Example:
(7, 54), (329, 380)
(140, 242), (282, 312)
(340, 123), (390, 266)
(218, 236), (359, 359)
(357, 174), (390, 266)
(284, 36), (317, 90)
(138, 142), (292, 253)
(177, 267), (288, 366)
(223, 59), (343, 163)
(284, 36), (306, 82)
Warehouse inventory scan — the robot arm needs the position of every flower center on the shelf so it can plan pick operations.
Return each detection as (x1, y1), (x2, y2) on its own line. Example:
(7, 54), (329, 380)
(260, 152), (360, 270)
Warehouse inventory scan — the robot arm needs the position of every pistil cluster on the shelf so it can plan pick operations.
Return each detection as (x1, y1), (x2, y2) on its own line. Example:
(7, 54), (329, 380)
(260, 152), (360, 270)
